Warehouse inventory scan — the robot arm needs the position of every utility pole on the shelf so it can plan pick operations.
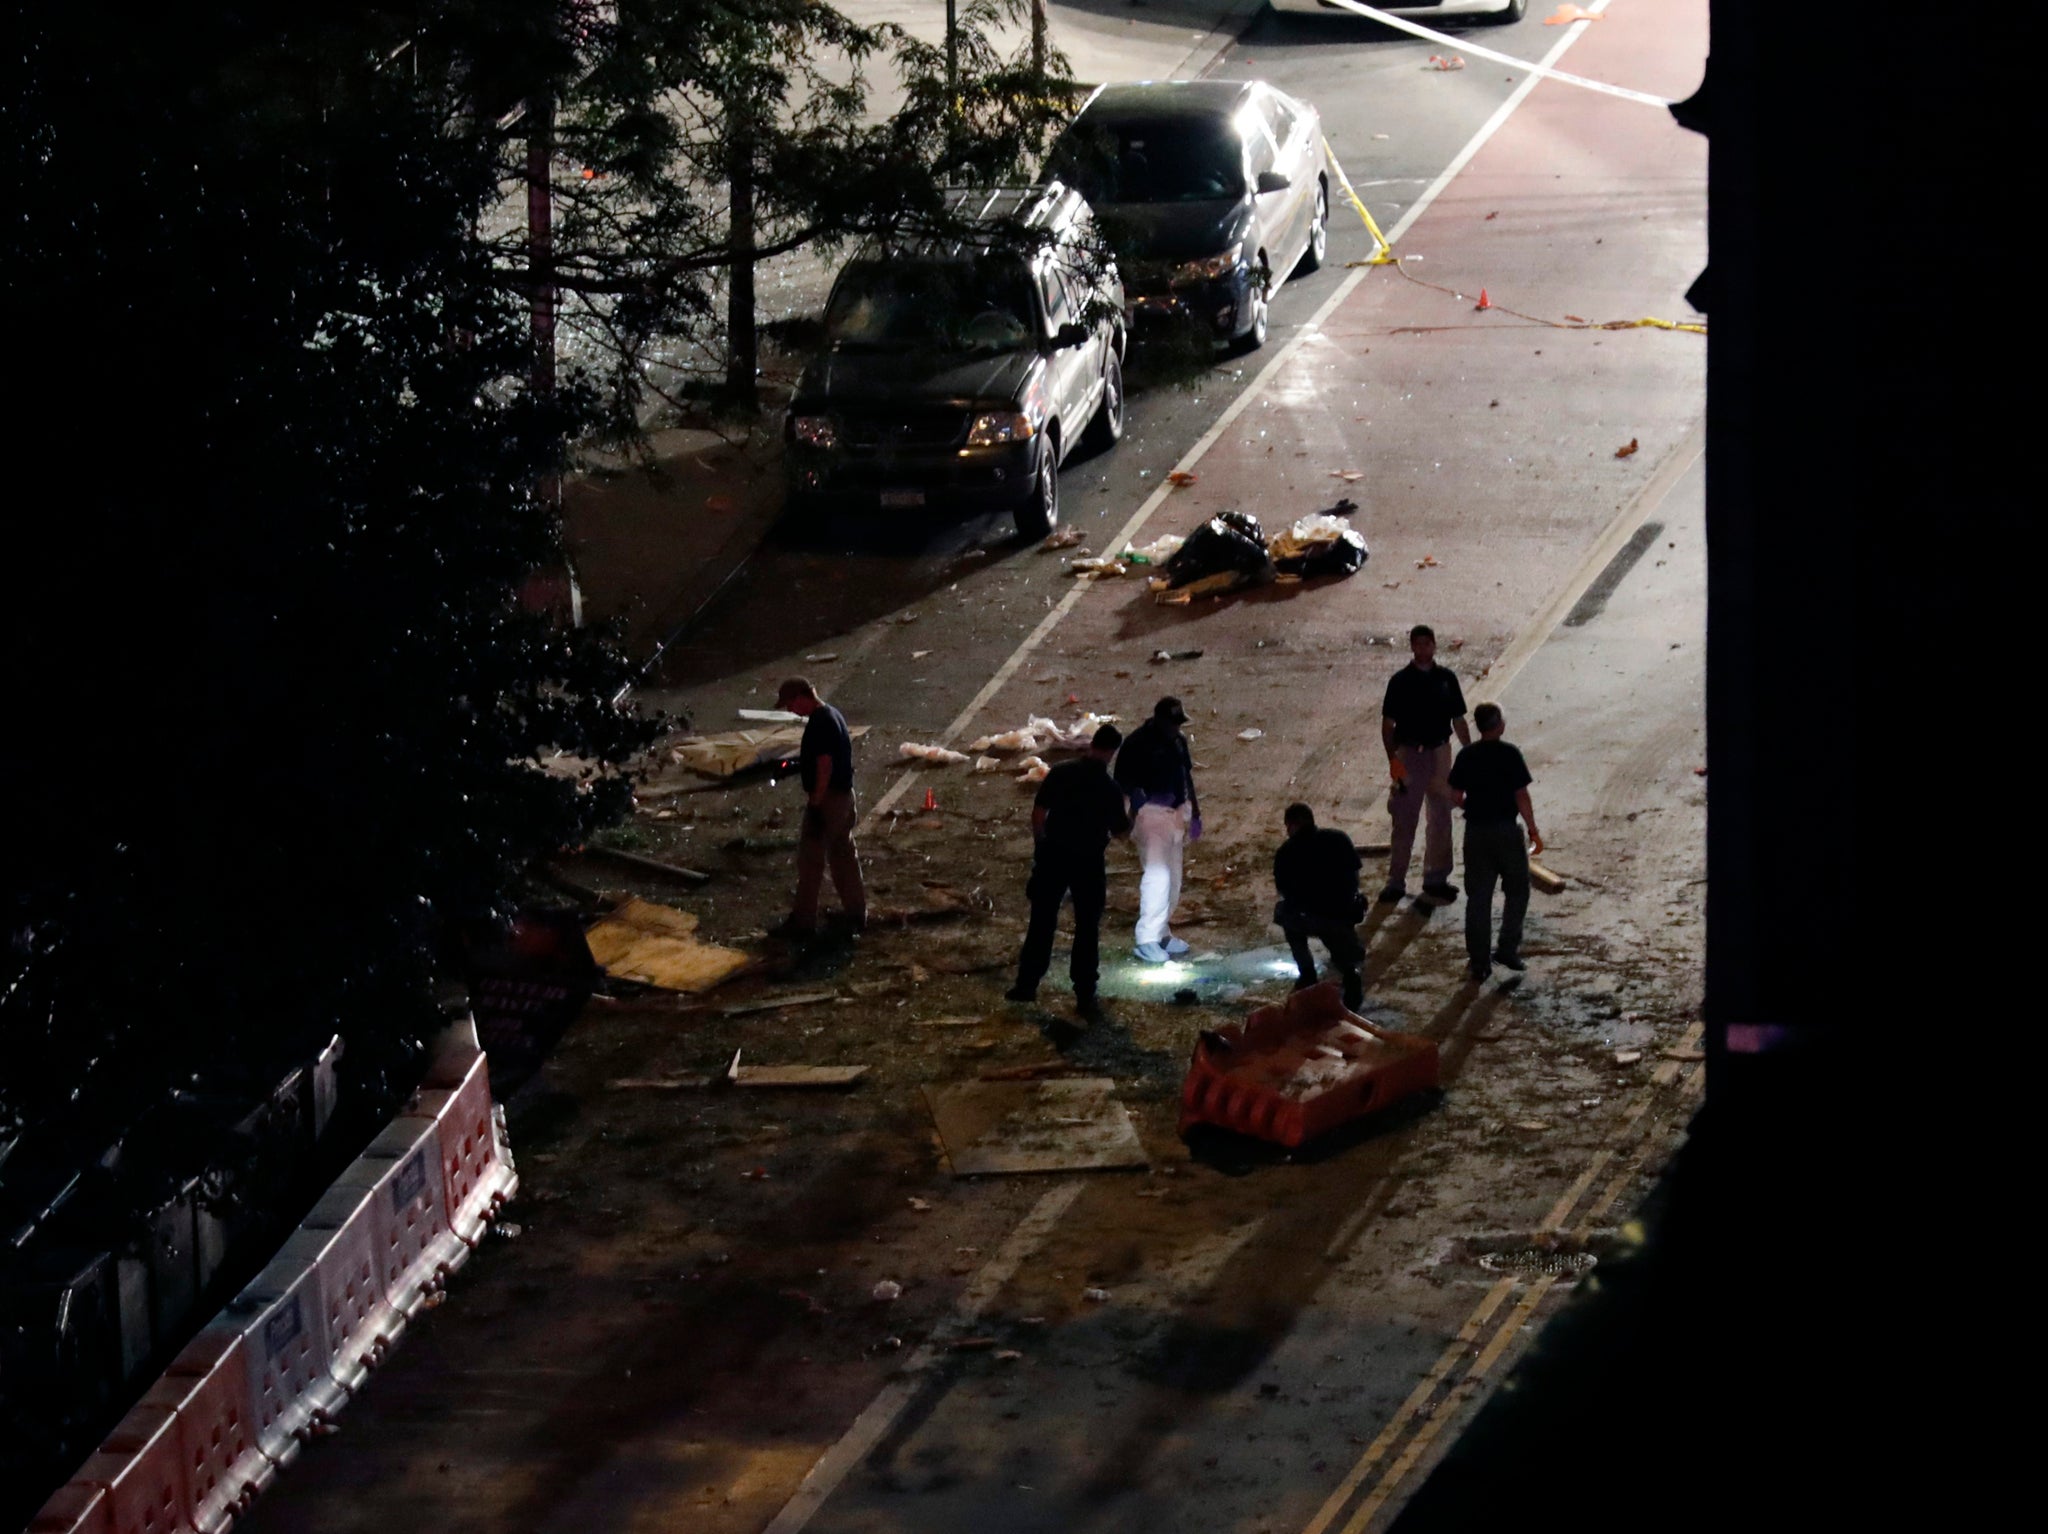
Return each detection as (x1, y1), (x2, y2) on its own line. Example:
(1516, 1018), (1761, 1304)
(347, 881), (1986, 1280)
(1031, 0), (1049, 81)
(945, 0), (958, 167)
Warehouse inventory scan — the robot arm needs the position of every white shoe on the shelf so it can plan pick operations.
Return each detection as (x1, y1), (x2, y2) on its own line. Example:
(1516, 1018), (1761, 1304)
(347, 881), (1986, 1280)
(1162, 935), (1191, 956)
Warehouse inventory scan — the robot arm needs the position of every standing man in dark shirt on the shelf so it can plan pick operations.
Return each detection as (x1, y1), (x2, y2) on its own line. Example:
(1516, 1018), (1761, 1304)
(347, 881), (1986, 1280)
(1447, 702), (1543, 983)
(774, 677), (867, 938)
(1273, 803), (1367, 1011)
(1112, 698), (1202, 964)
(1379, 624), (1471, 907)
(1007, 725), (1129, 1024)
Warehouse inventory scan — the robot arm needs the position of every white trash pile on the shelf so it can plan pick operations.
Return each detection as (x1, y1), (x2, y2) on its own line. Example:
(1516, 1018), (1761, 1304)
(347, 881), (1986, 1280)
(899, 713), (1116, 787)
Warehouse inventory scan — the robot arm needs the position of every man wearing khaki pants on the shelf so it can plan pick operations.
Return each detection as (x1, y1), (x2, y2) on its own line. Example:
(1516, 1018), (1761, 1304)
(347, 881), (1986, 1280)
(774, 677), (867, 939)
(1378, 624), (1471, 906)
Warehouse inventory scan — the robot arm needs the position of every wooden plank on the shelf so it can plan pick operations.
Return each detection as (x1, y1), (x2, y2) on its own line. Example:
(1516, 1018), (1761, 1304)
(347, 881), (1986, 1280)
(1529, 859), (1568, 895)
(608, 1064), (868, 1090)
(577, 842), (713, 885)
(718, 990), (838, 1016)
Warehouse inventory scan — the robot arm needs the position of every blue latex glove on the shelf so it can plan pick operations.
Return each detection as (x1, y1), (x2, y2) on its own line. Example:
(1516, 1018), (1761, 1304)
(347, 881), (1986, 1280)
(1188, 813), (1204, 842)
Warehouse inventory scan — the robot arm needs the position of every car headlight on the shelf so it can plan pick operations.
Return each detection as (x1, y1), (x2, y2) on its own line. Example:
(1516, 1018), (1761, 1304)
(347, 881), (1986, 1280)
(1174, 242), (1245, 284)
(791, 414), (837, 448)
(966, 411), (1035, 447)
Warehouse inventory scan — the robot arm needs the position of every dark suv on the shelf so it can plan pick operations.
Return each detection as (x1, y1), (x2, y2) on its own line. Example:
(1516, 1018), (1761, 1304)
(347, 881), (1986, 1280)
(784, 184), (1125, 539)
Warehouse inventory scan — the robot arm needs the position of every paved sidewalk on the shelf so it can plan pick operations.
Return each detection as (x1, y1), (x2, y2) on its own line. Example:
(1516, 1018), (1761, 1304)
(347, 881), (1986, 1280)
(569, 0), (1263, 668)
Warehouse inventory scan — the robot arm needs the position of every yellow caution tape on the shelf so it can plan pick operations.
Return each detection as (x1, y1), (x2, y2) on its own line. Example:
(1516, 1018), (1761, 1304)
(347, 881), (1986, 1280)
(1320, 134), (1705, 334)
(1322, 137), (1397, 265)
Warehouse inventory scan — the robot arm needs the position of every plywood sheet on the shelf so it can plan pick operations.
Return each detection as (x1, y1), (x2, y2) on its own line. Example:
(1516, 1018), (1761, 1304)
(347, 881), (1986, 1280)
(584, 896), (753, 992)
(923, 1078), (1148, 1176)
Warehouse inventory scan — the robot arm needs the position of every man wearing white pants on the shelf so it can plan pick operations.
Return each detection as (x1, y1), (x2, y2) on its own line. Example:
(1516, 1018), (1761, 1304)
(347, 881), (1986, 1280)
(1113, 697), (1202, 963)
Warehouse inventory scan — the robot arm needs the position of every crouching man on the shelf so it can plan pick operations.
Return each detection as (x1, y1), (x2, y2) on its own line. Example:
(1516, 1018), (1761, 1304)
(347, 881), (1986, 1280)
(1273, 803), (1366, 1012)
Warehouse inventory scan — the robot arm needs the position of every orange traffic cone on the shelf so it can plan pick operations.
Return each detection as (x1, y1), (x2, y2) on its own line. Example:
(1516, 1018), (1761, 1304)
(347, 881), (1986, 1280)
(922, 788), (938, 812)
(1475, 288), (1492, 311)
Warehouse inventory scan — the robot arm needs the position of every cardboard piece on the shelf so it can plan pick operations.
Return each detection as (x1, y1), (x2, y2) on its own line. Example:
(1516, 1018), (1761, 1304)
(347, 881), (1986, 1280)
(923, 1078), (1148, 1176)
(583, 896), (754, 993)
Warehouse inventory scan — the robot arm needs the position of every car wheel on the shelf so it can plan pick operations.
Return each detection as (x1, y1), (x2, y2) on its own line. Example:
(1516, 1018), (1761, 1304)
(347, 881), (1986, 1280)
(1484, 0), (1527, 22)
(1082, 346), (1125, 453)
(1015, 440), (1059, 540)
(1299, 183), (1329, 275)
(1231, 258), (1271, 355)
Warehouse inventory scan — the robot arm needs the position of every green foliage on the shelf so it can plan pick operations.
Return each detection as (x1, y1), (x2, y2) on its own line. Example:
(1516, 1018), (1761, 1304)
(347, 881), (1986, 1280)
(2, 2), (657, 1136)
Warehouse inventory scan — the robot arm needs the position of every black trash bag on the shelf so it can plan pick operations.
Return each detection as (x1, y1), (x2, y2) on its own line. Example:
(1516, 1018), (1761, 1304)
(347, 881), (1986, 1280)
(1162, 510), (1273, 590)
(1274, 529), (1369, 578)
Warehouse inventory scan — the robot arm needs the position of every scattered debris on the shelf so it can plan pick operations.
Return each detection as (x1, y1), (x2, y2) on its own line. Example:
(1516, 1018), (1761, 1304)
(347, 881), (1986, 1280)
(1663, 1047), (1706, 1062)
(494, 1222), (523, 1240)
(1426, 53), (1465, 70)
(972, 754), (1005, 773)
(1122, 533), (1186, 565)
(1042, 526), (1087, 549)
(1082, 1287), (1111, 1303)
(1271, 505), (1368, 578)
(1415, 554), (1441, 569)
(1154, 509), (1273, 599)
(1615, 437), (1640, 458)
(949, 1335), (998, 1351)
(1545, 3), (1604, 22)
(583, 896), (754, 993)
(1529, 860), (1568, 895)
(872, 1280), (903, 1302)
(1614, 1050), (1644, 1066)
(1516, 1121), (1552, 1132)
(1330, 470), (1365, 482)
(1237, 728), (1265, 741)
(908, 1197), (932, 1211)
(912, 649), (932, 660)
(893, 612), (920, 624)
(1069, 556), (1127, 580)
(1151, 648), (1205, 663)
(1166, 470), (1199, 487)
(995, 1349), (1024, 1362)
(901, 742), (971, 764)
(737, 708), (802, 723)
(804, 652), (840, 662)
(1015, 756), (1051, 784)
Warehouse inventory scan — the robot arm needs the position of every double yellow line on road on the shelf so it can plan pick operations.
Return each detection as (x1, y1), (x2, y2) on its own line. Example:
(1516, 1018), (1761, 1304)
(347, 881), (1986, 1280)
(1302, 1020), (1706, 1534)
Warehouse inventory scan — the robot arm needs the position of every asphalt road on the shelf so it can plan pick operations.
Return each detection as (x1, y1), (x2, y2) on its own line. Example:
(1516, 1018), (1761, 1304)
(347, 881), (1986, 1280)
(235, 6), (1709, 1533)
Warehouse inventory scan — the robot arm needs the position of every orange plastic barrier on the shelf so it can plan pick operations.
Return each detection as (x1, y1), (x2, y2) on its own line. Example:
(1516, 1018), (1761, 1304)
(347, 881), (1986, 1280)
(71, 1401), (192, 1534)
(27, 1481), (112, 1533)
(409, 1049), (518, 1251)
(329, 1118), (453, 1320)
(1179, 983), (1440, 1148)
(207, 1250), (331, 1471)
(154, 1332), (270, 1531)
(295, 1188), (400, 1408)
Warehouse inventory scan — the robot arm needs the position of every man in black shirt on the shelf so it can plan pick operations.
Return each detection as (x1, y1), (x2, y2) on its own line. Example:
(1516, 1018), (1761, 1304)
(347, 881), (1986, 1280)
(1379, 623), (1471, 907)
(1008, 726), (1129, 1024)
(1112, 698), (1202, 963)
(1273, 803), (1366, 1011)
(775, 677), (867, 938)
(1447, 702), (1543, 983)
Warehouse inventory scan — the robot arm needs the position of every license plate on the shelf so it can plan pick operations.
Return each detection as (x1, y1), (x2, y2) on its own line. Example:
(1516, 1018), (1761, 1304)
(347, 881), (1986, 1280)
(879, 488), (925, 508)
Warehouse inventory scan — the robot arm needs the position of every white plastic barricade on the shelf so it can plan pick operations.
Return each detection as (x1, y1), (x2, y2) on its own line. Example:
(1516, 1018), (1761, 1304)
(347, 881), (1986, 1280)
(28, 1481), (112, 1534)
(290, 1193), (400, 1411)
(409, 1050), (518, 1252)
(162, 1329), (273, 1531)
(329, 1118), (452, 1320)
(73, 1401), (194, 1534)
(209, 1249), (330, 1471)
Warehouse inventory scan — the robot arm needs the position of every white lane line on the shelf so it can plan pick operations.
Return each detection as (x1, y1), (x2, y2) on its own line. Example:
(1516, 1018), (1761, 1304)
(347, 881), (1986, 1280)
(1321, 0), (1673, 109)
(1485, 416), (1704, 706)
(860, 4), (1611, 837)
(761, 1180), (1083, 1534)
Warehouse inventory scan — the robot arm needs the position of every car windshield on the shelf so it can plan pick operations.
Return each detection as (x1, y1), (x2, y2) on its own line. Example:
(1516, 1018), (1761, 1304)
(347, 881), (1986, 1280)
(824, 259), (1039, 354)
(1048, 117), (1245, 205)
